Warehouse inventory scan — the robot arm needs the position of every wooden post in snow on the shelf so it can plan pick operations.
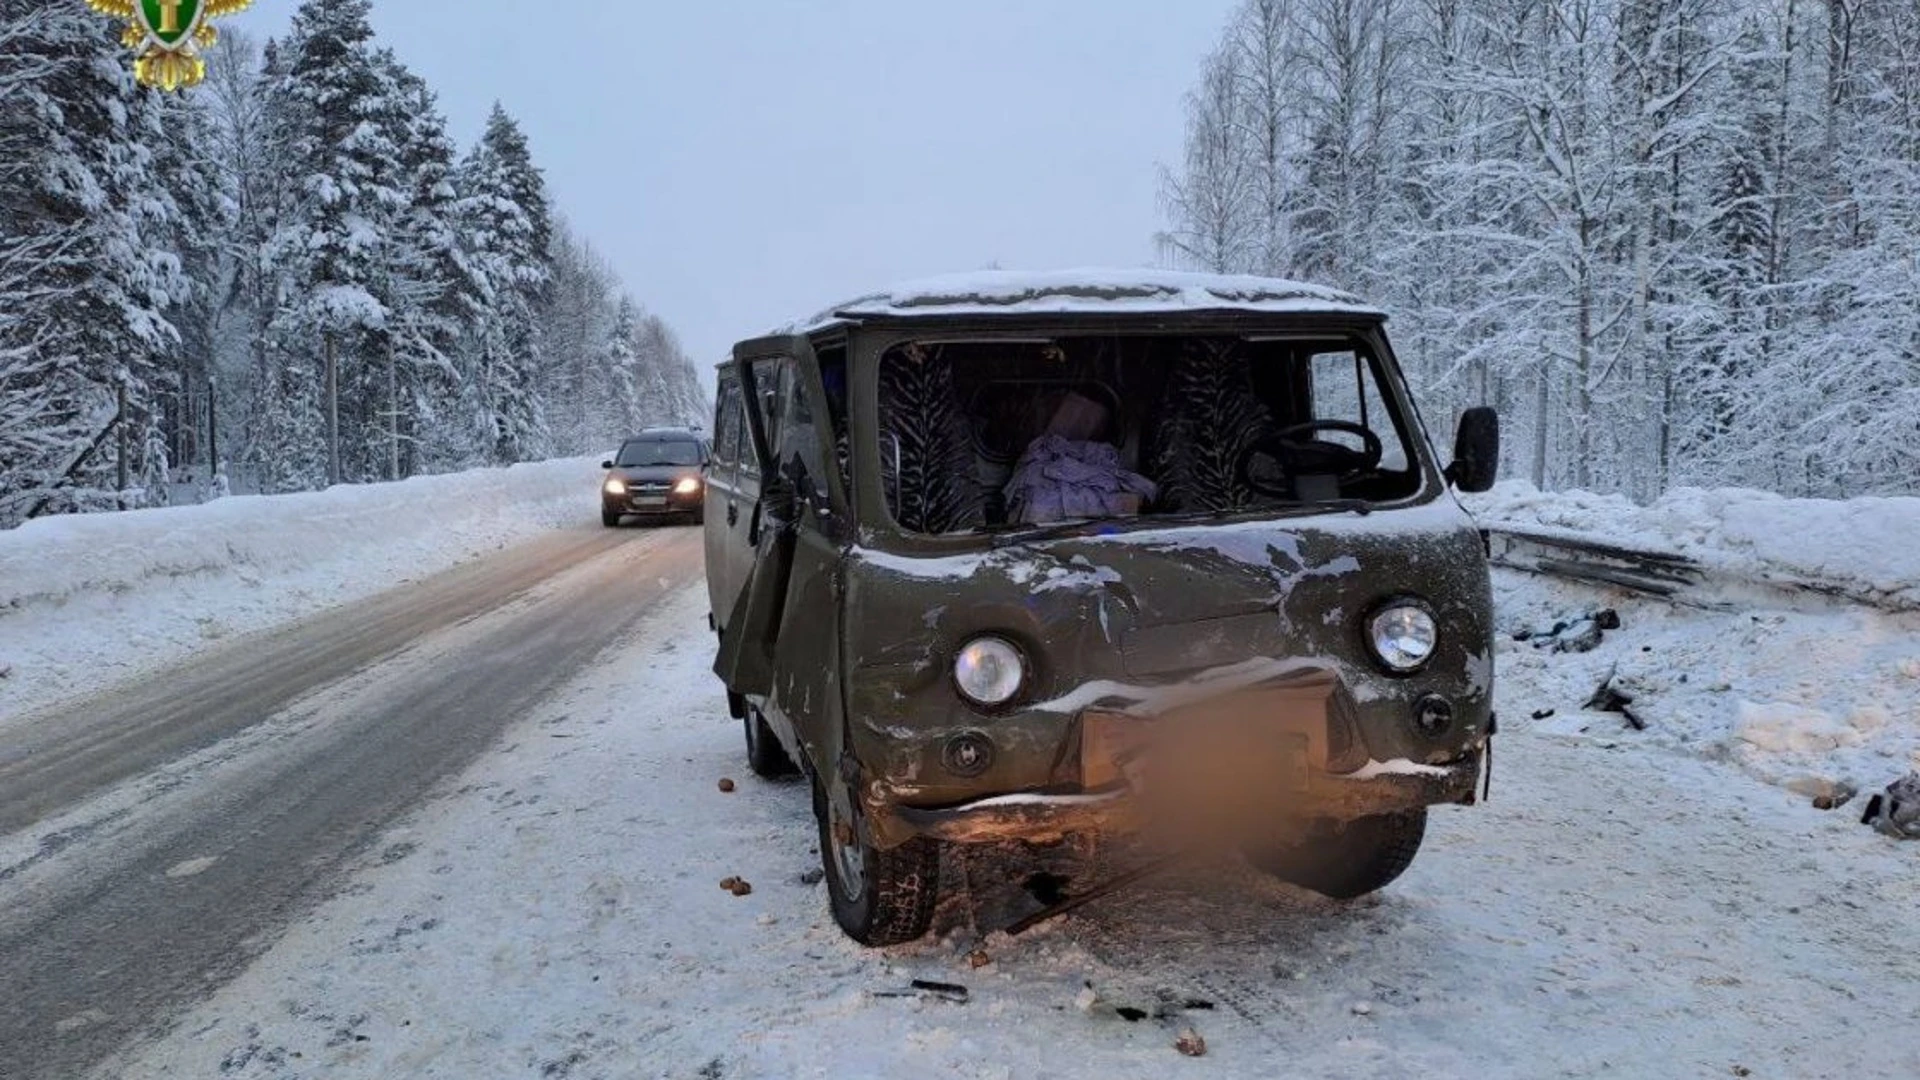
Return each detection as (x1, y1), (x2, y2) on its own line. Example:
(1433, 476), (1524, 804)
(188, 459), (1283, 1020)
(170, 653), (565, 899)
(324, 331), (340, 486)
(115, 380), (129, 509)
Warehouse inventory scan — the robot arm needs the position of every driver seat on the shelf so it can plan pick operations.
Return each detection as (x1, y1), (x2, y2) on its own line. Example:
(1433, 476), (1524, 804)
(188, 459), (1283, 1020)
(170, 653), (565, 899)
(1151, 338), (1282, 513)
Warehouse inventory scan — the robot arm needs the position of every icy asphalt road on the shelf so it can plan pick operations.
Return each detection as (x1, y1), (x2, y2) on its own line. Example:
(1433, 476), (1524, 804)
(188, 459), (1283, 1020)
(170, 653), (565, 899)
(0, 524), (704, 1080)
(67, 580), (1920, 1080)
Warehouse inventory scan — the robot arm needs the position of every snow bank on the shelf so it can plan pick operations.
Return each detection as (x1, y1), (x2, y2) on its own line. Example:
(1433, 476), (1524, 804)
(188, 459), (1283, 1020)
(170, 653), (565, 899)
(1493, 569), (1920, 802)
(1469, 480), (1920, 610)
(0, 457), (608, 716)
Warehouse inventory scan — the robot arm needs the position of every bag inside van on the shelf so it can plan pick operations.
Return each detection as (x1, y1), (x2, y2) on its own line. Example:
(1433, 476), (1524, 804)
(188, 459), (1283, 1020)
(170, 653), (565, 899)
(876, 335), (1421, 535)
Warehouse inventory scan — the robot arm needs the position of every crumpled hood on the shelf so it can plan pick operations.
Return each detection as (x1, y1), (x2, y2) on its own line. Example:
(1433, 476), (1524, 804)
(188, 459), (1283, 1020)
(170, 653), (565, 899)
(842, 496), (1495, 781)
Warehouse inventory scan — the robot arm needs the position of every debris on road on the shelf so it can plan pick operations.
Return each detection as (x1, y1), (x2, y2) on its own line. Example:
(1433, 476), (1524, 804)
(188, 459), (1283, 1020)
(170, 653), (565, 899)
(1786, 776), (1857, 811)
(1515, 608), (1621, 654)
(966, 948), (992, 969)
(874, 979), (969, 1004)
(717, 777), (736, 793)
(1861, 773), (1920, 838)
(1174, 1029), (1207, 1057)
(1584, 668), (1648, 731)
(719, 876), (753, 896)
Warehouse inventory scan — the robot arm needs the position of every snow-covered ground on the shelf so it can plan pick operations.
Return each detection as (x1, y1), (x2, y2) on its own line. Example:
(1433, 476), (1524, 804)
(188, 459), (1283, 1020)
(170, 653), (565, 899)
(1496, 572), (1920, 804)
(93, 576), (1920, 1080)
(2, 479), (1912, 1076)
(0, 457), (608, 718)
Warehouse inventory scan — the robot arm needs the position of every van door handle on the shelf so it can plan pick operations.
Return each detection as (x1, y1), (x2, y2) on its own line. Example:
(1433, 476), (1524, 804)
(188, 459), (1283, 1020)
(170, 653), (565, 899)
(727, 502), (739, 527)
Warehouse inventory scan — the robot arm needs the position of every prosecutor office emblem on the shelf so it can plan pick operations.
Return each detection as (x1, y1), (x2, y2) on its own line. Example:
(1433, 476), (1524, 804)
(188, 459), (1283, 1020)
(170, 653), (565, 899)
(86, 1), (256, 91)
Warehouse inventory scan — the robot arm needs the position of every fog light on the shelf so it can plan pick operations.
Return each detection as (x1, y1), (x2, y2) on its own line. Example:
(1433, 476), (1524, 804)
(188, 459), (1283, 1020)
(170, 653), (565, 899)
(943, 732), (995, 777)
(1413, 694), (1455, 737)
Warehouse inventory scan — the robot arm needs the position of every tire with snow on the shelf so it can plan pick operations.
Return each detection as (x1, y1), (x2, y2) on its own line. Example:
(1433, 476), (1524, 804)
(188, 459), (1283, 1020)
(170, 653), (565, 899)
(601, 506), (621, 528)
(1251, 810), (1428, 900)
(744, 708), (799, 778)
(813, 770), (939, 946)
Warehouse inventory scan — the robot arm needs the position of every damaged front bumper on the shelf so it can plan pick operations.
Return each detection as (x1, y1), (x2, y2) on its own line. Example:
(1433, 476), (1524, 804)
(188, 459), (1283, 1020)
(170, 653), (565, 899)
(870, 752), (1484, 848)
(863, 672), (1489, 850)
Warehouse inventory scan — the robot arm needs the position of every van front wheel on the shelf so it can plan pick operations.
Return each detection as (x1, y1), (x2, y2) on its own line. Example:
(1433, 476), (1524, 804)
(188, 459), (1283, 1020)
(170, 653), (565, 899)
(1250, 810), (1427, 900)
(814, 772), (938, 946)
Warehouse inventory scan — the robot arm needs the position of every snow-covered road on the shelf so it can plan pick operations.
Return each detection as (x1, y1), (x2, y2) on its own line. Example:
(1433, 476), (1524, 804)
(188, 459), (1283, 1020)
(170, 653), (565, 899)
(0, 525), (701, 1080)
(80, 574), (1920, 1079)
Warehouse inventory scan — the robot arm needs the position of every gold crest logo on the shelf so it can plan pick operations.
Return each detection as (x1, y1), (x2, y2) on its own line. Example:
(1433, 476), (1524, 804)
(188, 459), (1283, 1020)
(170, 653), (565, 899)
(86, 1), (257, 91)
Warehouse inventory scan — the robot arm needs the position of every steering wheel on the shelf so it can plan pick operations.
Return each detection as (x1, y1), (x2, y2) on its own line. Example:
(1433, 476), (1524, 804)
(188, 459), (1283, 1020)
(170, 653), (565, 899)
(1235, 420), (1384, 498)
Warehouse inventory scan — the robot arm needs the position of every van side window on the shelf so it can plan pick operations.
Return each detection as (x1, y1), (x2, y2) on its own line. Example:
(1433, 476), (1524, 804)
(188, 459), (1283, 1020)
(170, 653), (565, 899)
(750, 358), (783, 467)
(773, 358), (831, 509)
(1308, 350), (1410, 473)
(713, 379), (743, 468)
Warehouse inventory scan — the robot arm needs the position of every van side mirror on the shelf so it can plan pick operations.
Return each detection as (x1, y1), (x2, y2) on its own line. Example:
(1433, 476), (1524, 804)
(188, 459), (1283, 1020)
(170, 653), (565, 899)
(601, 460), (614, 470)
(1445, 407), (1500, 493)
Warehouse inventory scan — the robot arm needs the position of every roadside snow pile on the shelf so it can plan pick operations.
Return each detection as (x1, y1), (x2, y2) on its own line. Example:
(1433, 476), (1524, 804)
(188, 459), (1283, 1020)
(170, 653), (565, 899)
(1469, 481), (1920, 611)
(1494, 572), (1920, 811)
(0, 456), (606, 716)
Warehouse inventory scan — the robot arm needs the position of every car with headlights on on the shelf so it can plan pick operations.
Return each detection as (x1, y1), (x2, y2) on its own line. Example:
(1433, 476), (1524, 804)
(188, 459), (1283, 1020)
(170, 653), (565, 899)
(601, 429), (709, 527)
(705, 269), (1501, 945)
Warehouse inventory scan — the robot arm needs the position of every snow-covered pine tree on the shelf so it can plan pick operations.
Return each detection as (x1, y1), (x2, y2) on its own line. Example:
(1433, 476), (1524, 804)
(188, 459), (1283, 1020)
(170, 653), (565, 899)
(455, 104), (554, 466)
(0, 5), (186, 524)
(600, 294), (646, 446)
(376, 54), (470, 480)
(541, 224), (619, 453)
(260, 0), (405, 491)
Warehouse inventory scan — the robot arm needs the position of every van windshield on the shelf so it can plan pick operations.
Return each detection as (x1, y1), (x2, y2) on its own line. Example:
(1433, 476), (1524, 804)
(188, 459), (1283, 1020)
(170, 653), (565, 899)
(875, 334), (1421, 536)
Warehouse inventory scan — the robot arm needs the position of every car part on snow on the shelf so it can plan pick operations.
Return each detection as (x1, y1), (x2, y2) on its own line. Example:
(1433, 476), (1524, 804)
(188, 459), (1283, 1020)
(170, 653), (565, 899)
(1003, 854), (1184, 936)
(1584, 667), (1648, 731)
(1513, 608), (1621, 654)
(1861, 773), (1920, 838)
(871, 979), (970, 1004)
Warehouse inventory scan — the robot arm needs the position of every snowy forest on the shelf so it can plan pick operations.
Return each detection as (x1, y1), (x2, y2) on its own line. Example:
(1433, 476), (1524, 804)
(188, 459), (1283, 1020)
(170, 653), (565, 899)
(0, 0), (706, 528)
(1160, 0), (1920, 500)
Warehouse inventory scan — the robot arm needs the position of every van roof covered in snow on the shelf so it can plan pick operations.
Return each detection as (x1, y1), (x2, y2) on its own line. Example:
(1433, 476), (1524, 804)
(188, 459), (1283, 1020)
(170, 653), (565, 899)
(770, 268), (1384, 337)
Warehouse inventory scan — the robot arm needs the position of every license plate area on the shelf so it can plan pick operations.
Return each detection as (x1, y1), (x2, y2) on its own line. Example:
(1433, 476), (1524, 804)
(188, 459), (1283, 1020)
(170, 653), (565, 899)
(1081, 675), (1336, 801)
(633, 496), (669, 508)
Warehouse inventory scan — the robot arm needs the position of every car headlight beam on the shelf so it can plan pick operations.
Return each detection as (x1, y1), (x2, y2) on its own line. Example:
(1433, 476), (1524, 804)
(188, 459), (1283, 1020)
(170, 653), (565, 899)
(953, 636), (1026, 708)
(1368, 601), (1438, 673)
(604, 477), (627, 495)
(673, 477), (702, 495)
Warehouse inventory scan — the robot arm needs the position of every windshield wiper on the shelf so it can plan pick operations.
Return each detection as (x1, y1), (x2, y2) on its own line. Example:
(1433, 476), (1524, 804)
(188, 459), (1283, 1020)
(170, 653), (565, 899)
(984, 500), (1377, 548)
(1292, 498), (1374, 516)
(985, 518), (1105, 548)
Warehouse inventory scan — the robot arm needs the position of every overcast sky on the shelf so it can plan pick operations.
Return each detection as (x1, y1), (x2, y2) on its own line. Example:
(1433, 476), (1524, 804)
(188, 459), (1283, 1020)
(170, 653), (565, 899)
(243, 1), (1237, 370)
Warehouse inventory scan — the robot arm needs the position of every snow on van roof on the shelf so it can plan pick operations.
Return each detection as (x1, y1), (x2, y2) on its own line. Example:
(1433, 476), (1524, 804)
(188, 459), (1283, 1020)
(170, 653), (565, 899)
(773, 268), (1383, 335)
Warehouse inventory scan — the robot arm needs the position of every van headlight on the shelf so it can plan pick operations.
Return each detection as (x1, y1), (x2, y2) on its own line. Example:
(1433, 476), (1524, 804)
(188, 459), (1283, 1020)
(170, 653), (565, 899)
(1368, 601), (1438, 672)
(954, 636), (1026, 708)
